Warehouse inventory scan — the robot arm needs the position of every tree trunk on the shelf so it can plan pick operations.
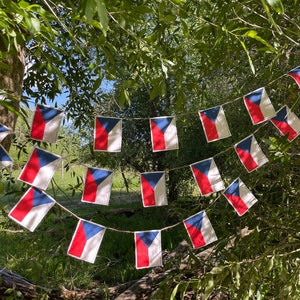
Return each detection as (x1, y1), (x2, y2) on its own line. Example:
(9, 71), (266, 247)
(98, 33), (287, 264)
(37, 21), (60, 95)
(0, 46), (25, 151)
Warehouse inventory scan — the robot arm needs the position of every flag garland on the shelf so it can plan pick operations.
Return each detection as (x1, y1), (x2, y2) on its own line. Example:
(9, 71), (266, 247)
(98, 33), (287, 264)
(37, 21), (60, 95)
(30, 104), (64, 143)
(199, 106), (231, 142)
(8, 187), (55, 232)
(3, 65), (300, 268)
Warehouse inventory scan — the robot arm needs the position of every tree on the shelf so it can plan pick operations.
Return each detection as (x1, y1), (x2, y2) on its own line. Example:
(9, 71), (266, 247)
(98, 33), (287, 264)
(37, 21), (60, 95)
(1, 0), (300, 298)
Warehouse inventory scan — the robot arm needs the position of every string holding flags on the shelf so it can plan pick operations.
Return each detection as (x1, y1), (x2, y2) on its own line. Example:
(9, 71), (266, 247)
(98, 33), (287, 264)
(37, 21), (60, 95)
(2, 65), (300, 267)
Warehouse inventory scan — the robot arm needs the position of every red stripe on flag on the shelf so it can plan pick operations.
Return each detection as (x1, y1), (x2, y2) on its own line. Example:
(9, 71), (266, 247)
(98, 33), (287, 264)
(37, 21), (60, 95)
(136, 235), (149, 268)
(68, 222), (87, 258)
(151, 121), (166, 151)
(272, 120), (298, 141)
(19, 149), (40, 184)
(82, 170), (98, 202)
(236, 147), (258, 172)
(95, 119), (109, 150)
(185, 223), (206, 248)
(201, 113), (219, 141)
(30, 106), (46, 140)
(225, 194), (248, 215)
(10, 189), (34, 222)
(245, 99), (265, 124)
(192, 167), (213, 195)
(141, 177), (156, 206)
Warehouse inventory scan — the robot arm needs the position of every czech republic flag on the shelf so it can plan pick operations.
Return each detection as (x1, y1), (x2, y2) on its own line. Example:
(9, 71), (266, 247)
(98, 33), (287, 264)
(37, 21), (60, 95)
(9, 187), (55, 232)
(0, 145), (13, 169)
(30, 104), (63, 143)
(134, 230), (162, 269)
(68, 219), (106, 263)
(183, 211), (217, 249)
(199, 106), (231, 142)
(150, 116), (179, 152)
(94, 117), (122, 152)
(141, 172), (167, 207)
(243, 87), (276, 125)
(223, 178), (258, 216)
(82, 167), (113, 205)
(234, 135), (268, 173)
(190, 158), (224, 196)
(18, 147), (61, 190)
(271, 106), (300, 142)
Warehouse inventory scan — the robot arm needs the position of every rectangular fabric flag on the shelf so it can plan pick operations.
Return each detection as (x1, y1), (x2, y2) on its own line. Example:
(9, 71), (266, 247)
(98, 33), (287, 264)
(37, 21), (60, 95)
(243, 87), (276, 124)
(287, 66), (300, 88)
(271, 105), (300, 142)
(81, 167), (113, 205)
(18, 147), (61, 190)
(9, 187), (55, 232)
(150, 116), (179, 152)
(199, 106), (231, 142)
(0, 145), (13, 170)
(94, 116), (122, 152)
(234, 135), (268, 173)
(223, 178), (257, 216)
(134, 230), (162, 269)
(183, 211), (217, 249)
(30, 104), (63, 143)
(68, 219), (106, 263)
(141, 171), (167, 207)
(0, 124), (10, 142)
(190, 158), (224, 196)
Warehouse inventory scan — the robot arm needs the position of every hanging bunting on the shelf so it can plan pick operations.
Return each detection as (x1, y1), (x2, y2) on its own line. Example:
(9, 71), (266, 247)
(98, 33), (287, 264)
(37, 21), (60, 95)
(243, 87), (276, 125)
(223, 178), (257, 216)
(183, 211), (217, 249)
(68, 219), (106, 263)
(18, 147), (61, 190)
(199, 106), (231, 142)
(190, 158), (224, 196)
(287, 66), (300, 88)
(150, 116), (179, 152)
(81, 167), (113, 206)
(234, 134), (268, 173)
(94, 116), (122, 152)
(0, 124), (10, 142)
(8, 187), (55, 232)
(0, 145), (13, 169)
(140, 171), (167, 207)
(134, 230), (162, 269)
(30, 104), (64, 143)
(271, 105), (300, 142)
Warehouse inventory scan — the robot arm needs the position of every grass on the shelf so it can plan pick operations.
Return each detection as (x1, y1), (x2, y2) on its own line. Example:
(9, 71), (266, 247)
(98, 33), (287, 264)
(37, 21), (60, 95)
(0, 165), (187, 290)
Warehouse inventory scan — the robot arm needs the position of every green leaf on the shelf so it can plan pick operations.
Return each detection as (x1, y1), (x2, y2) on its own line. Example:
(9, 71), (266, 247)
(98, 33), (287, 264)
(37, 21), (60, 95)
(239, 39), (255, 74)
(95, 0), (108, 36)
(266, 0), (284, 14)
(85, 0), (95, 24)
(244, 30), (277, 53)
